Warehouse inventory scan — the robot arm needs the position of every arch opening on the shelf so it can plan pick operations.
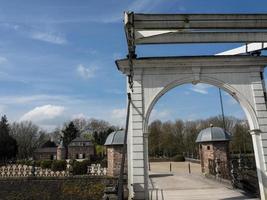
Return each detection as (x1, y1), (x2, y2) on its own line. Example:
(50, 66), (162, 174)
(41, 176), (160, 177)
(144, 77), (259, 133)
(143, 79), (261, 199)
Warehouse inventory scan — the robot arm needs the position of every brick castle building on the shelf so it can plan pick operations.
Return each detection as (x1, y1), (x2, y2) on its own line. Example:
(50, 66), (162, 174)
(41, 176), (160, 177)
(34, 137), (95, 161)
(196, 126), (231, 177)
(104, 130), (127, 177)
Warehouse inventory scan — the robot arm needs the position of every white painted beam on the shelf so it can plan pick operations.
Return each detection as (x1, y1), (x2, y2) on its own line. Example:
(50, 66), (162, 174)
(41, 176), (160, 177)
(125, 13), (267, 45)
(135, 32), (267, 44)
(216, 43), (267, 55)
(134, 14), (267, 30)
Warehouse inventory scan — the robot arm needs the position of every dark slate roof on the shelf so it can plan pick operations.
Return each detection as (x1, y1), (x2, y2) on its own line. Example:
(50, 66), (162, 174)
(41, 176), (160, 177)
(41, 140), (57, 148)
(68, 136), (93, 146)
(104, 130), (125, 146)
(196, 127), (231, 143)
(71, 137), (91, 142)
(34, 147), (57, 153)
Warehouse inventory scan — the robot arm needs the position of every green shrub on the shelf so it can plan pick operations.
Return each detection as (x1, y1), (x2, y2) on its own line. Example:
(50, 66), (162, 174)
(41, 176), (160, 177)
(16, 160), (25, 165)
(16, 160), (33, 166)
(82, 159), (91, 167)
(172, 154), (185, 162)
(61, 179), (105, 200)
(99, 158), (107, 168)
(35, 160), (42, 167)
(41, 160), (53, 169)
(51, 160), (67, 171)
(72, 160), (90, 175)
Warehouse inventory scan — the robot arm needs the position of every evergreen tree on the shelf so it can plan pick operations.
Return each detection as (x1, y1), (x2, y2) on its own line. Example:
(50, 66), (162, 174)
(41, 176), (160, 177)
(0, 115), (17, 162)
(62, 122), (79, 146)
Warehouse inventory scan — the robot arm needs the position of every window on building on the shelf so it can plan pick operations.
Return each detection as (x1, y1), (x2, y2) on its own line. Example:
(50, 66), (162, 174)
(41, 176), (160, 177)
(76, 154), (79, 159)
(207, 146), (210, 150)
(79, 153), (84, 159)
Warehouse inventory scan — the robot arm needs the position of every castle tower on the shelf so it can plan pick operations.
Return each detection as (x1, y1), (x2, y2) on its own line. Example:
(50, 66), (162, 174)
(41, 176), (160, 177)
(196, 126), (231, 178)
(57, 140), (66, 160)
(104, 130), (126, 177)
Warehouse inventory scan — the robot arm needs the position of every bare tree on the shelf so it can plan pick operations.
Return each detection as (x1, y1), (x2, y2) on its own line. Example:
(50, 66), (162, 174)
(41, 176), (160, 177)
(148, 115), (251, 159)
(10, 121), (46, 159)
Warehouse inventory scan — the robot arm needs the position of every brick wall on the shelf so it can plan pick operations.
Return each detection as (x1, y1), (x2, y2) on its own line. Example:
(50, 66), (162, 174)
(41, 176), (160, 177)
(200, 142), (229, 174)
(107, 146), (127, 177)
(68, 146), (95, 160)
(34, 152), (57, 160)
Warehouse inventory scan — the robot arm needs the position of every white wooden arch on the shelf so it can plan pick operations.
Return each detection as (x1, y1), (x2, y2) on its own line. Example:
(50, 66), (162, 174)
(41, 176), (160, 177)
(117, 55), (267, 200)
(144, 76), (259, 133)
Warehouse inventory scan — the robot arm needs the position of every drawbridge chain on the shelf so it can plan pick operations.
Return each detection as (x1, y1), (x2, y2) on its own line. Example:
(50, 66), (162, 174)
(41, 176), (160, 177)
(124, 12), (136, 92)
(117, 93), (132, 200)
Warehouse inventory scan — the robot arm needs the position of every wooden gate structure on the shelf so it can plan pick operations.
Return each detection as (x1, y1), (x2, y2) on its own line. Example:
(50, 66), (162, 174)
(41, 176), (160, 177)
(116, 13), (267, 200)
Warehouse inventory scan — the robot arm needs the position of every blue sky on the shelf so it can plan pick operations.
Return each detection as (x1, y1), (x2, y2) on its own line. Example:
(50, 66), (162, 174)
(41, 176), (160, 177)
(0, 0), (267, 131)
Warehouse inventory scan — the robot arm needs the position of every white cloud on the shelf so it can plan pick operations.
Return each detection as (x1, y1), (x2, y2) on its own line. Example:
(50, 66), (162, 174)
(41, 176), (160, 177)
(149, 109), (171, 122)
(20, 104), (65, 122)
(127, 0), (164, 13)
(0, 22), (67, 45)
(112, 52), (123, 60)
(190, 83), (211, 94)
(31, 31), (67, 45)
(223, 92), (238, 105)
(109, 108), (126, 127)
(77, 64), (96, 79)
(105, 88), (123, 95)
(185, 113), (199, 121)
(0, 105), (6, 113)
(0, 94), (68, 105)
(98, 0), (167, 23)
(0, 56), (7, 64)
(72, 113), (87, 119)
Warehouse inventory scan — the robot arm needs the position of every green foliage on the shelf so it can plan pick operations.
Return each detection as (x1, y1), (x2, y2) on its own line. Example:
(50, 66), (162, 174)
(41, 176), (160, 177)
(93, 127), (115, 145)
(172, 154), (185, 162)
(72, 160), (91, 175)
(99, 157), (107, 168)
(35, 160), (42, 167)
(62, 122), (79, 146)
(83, 132), (94, 141)
(0, 115), (18, 162)
(51, 160), (67, 171)
(41, 160), (53, 169)
(230, 122), (253, 153)
(148, 116), (252, 159)
(16, 160), (34, 166)
(95, 145), (105, 156)
(0, 177), (107, 200)
(61, 179), (105, 200)
(41, 140), (57, 148)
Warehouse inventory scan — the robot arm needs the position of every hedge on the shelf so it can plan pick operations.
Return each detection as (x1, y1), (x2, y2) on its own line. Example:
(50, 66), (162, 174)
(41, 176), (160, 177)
(0, 176), (113, 200)
(40, 160), (53, 169)
(72, 160), (91, 175)
(51, 160), (67, 171)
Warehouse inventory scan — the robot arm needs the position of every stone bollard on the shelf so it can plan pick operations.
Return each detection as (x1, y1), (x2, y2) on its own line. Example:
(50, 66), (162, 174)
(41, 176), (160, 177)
(215, 158), (220, 179)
